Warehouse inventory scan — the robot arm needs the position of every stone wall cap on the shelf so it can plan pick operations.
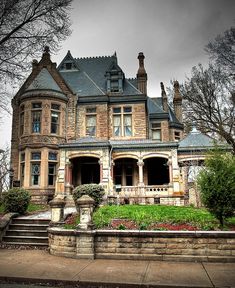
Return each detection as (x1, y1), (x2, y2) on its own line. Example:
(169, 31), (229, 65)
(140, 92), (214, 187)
(76, 195), (95, 205)
(49, 198), (66, 208)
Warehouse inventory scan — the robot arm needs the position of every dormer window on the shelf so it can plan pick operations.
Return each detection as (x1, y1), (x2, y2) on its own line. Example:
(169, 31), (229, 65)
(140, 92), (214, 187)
(110, 79), (119, 92)
(65, 62), (72, 70)
(106, 62), (124, 93)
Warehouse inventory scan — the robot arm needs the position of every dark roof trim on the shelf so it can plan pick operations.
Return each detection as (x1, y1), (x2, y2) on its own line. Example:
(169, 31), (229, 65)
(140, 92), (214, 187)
(78, 96), (109, 104)
(59, 142), (110, 149)
(77, 95), (146, 104)
(149, 113), (169, 120)
(169, 122), (184, 129)
(109, 95), (146, 103)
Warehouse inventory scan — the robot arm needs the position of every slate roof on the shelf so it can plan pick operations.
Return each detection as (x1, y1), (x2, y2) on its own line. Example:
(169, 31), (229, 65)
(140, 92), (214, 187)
(58, 53), (141, 96)
(147, 97), (167, 116)
(26, 68), (62, 92)
(179, 128), (215, 150)
(60, 138), (178, 149)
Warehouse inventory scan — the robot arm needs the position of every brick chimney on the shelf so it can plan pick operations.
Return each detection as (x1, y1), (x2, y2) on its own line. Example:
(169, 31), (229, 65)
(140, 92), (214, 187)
(173, 80), (183, 122)
(160, 82), (168, 112)
(137, 52), (147, 95)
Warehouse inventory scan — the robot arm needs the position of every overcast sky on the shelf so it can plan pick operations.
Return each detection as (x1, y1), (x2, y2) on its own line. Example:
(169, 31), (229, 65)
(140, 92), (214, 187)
(0, 0), (234, 148)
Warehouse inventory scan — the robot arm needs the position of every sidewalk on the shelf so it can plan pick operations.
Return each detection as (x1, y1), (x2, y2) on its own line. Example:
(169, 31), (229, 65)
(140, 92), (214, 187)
(0, 249), (234, 287)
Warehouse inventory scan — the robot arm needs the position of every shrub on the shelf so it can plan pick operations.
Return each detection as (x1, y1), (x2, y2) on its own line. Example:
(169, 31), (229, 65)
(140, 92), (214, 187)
(73, 184), (105, 209)
(197, 149), (235, 226)
(3, 188), (31, 214)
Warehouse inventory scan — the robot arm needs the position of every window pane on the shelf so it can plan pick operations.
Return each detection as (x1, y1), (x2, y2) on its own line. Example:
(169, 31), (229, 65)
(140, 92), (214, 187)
(31, 163), (40, 185)
(32, 103), (42, 109)
(48, 163), (56, 186)
(31, 152), (41, 160)
(87, 115), (96, 126)
(20, 112), (24, 135)
(124, 115), (132, 136)
(152, 123), (161, 128)
(86, 115), (96, 136)
(113, 115), (121, 136)
(49, 152), (57, 160)
(110, 80), (119, 91)
(32, 111), (41, 133)
(51, 103), (60, 110)
(124, 107), (132, 113)
(21, 153), (25, 162)
(152, 130), (161, 140)
(113, 107), (121, 113)
(51, 111), (59, 134)
(86, 107), (96, 113)
(124, 115), (131, 126)
(20, 163), (25, 185)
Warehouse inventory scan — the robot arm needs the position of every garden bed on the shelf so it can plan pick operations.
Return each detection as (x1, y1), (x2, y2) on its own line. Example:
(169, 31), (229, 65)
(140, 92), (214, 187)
(64, 205), (235, 231)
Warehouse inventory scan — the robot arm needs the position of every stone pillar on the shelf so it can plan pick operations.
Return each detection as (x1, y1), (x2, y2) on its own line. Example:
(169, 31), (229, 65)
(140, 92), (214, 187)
(171, 149), (181, 194)
(98, 160), (103, 183)
(167, 159), (173, 184)
(49, 197), (65, 225)
(76, 195), (95, 230)
(76, 195), (95, 259)
(137, 160), (145, 204)
(137, 160), (144, 186)
(64, 161), (73, 194)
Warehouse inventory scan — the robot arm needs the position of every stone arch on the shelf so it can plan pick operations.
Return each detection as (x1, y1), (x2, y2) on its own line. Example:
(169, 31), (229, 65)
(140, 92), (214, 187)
(70, 156), (100, 187)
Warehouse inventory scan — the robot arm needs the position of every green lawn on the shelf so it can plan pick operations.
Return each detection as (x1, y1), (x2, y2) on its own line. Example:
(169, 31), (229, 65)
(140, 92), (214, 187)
(0, 203), (48, 215)
(92, 205), (235, 230)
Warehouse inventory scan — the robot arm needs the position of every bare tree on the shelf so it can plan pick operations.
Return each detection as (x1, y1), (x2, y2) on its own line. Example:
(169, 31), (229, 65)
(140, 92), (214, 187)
(181, 64), (235, 154)
(0, 147), (10, 198)
(205, 27), (235, 76)
(0, 0), (72, 114)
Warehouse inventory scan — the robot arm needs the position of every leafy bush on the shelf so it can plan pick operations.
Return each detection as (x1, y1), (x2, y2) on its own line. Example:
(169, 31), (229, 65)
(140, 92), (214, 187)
(73, 184), (105, 209)
(197, 150), (235, 226)
(3, 188), (31, 214)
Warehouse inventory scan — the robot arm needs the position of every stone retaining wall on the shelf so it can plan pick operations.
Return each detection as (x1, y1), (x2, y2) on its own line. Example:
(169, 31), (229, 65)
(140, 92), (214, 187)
(48, 228), (235, 262)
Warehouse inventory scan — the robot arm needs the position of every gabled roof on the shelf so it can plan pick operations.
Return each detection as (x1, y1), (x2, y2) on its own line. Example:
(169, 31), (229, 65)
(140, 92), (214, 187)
(26, 68), (62, 92)
(58, 52), (142, 96)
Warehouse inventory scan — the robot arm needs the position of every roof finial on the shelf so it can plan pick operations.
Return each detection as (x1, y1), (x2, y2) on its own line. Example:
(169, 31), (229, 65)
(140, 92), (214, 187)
(44, 46), (50, 54)
(42, 46), (51, 62)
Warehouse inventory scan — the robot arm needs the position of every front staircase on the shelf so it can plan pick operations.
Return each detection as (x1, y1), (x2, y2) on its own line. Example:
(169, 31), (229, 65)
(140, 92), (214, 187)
(2, 218), (50, 248)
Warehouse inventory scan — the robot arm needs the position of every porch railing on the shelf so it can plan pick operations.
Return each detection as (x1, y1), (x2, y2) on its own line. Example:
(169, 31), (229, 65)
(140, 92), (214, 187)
(119, 185), (170, 196)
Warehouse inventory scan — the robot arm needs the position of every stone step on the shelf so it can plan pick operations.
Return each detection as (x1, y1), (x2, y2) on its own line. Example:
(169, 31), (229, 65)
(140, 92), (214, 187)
(3, 235), (48, 244)
(5, 230), (48, 237)
(9, 223), (49, 231)
(11, 218), (50, 225)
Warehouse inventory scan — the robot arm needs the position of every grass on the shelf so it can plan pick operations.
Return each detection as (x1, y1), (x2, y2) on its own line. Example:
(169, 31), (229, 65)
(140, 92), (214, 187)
(0, 202), (48, 215)
(92, 205), (235, 230)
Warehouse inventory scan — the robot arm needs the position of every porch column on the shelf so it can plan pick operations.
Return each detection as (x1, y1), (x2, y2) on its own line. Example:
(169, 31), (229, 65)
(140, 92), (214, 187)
(171, 149), (180, 194)
(64, 160), (73, 194)
(167, 159), (173, 184)
(98, 160), (103, 183)
(137, 160), (145, 203)
(137, 160), (144, 186)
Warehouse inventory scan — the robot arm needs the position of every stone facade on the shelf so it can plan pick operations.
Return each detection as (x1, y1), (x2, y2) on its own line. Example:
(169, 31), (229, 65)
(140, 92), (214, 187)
(10, 47), (215, 205)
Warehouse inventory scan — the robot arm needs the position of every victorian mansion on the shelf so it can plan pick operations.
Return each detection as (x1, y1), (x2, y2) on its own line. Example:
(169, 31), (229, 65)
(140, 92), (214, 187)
(10, 47), (215, 205)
